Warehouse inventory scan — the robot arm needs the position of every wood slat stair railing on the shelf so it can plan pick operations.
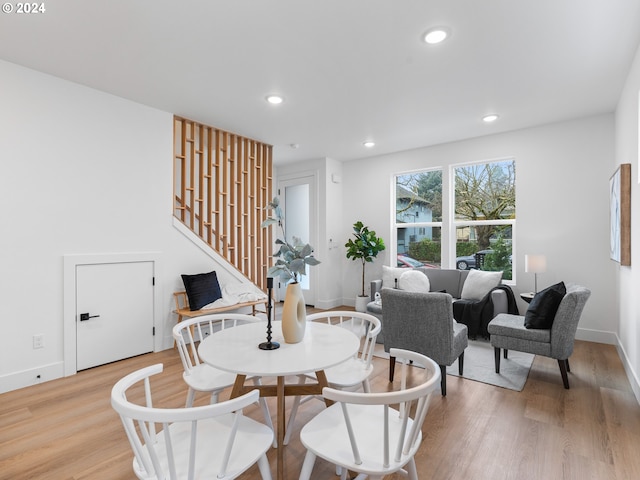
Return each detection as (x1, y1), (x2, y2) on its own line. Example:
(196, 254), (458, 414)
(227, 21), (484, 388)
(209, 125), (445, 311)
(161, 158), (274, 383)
(173, 116), (273, 290)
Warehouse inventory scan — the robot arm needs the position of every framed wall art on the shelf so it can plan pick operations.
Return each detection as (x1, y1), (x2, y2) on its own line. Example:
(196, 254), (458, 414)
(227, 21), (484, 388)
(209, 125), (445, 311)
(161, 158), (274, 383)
(610, 163), (631, 266)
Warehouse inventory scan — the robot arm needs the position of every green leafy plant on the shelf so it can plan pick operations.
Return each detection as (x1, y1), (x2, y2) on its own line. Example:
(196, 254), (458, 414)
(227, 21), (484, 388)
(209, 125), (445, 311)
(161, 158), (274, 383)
(345, 221), (386, 297)
(261, 197), (320, 283)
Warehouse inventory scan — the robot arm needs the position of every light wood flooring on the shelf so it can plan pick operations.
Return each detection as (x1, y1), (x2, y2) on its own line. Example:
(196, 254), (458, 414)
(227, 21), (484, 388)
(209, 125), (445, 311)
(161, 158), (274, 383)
(2, 309), (640, 479)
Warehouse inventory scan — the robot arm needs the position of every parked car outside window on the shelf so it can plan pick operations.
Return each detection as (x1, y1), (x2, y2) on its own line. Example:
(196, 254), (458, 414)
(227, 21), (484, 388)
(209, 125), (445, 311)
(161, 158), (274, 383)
(456, 249), (513, 270)
(397, 254), (439, 269)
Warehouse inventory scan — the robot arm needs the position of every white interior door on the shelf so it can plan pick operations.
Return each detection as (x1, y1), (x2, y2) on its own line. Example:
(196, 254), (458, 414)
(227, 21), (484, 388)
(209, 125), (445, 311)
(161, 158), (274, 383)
(278, 175), (317, 306)
(76, 261), (154, 370)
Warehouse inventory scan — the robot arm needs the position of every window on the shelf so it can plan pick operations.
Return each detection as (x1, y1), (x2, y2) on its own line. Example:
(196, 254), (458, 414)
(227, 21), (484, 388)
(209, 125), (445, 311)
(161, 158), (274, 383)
(453, 158), (516, 280)
(393, 158), (516, 280)
(394, 169), (442, 268)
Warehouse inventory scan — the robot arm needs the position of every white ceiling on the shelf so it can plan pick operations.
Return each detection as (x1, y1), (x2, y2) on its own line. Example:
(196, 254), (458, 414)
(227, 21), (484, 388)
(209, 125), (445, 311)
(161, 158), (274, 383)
(1, 0), (639, 165)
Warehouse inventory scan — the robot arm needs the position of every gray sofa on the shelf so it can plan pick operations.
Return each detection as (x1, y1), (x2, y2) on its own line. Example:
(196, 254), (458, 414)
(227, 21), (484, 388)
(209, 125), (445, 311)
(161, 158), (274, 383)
(367, 267), (512, 341)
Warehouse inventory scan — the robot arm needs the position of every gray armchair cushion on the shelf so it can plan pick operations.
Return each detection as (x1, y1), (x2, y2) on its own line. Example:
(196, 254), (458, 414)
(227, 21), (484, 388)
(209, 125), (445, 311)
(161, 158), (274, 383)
(380, 288), (468, 367)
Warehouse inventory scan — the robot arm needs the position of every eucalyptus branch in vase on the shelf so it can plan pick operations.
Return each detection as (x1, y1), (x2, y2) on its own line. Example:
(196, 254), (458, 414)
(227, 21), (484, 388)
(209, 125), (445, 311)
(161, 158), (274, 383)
(261, 197), (320, 284)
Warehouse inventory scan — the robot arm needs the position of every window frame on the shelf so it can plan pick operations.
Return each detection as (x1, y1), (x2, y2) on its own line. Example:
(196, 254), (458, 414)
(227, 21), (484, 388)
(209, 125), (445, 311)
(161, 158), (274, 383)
(391, 158), (516, 283)
(450, 157), (516, 283)
(392, 168), (443, 268)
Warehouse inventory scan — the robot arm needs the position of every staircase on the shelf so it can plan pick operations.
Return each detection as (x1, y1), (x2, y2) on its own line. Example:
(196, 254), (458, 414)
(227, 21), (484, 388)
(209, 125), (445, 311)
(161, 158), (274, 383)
(173, 116), (273, 290)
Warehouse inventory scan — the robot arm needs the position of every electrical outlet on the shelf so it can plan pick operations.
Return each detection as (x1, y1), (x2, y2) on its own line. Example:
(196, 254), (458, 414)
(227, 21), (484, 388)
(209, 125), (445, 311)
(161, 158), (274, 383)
(33, 334), (44, 349)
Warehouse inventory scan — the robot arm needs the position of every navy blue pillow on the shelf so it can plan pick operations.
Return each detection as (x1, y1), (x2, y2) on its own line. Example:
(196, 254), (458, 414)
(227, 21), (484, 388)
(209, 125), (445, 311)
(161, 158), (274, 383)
(181, 271), (222, 311)
(524, 282), (566, 329)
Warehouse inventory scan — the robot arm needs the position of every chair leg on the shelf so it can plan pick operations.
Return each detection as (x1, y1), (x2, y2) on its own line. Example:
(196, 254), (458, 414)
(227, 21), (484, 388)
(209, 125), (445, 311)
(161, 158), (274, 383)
(283, 374), (306, 446)
(566, 358), (571, 373)
(252, 377), (275, 447)
(558, 359), (570, 389)
(504, 349), (508, 359)
(389, 356), (396, 382)
(362, 378), (371, 393)
(406, 458), (419, 480)
(185, 388), (196, 407)
(440, 365), (447, 396)
(458, 351), (464, 375)
(299, 451), (317, 480)
(256, 453), (272, 480)
(494, 347), (501, 374)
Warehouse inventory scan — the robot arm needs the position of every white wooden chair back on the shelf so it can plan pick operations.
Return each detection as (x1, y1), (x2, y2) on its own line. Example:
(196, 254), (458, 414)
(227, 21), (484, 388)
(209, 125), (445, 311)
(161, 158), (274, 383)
(306, 311), (381, 369)
(172, 313), (261, 376)
(325, 348), (439, 467)
(299, 348), (440, 479)
(111, 363), (273, 480)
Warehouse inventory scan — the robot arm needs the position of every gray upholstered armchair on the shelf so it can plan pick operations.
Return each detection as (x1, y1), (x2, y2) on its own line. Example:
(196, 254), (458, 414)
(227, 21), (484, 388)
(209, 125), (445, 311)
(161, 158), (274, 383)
(487, 284), (590, 389)
(380, 288), (468, 396)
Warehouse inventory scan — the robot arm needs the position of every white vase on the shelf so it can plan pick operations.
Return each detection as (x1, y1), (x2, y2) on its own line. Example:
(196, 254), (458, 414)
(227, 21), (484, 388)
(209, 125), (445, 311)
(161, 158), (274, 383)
(282, 282), (306, 343)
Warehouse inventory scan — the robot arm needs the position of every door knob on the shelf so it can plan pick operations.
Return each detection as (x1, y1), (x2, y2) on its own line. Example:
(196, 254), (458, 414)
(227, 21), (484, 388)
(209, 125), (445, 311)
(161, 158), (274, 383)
(80, 313), (100, 321)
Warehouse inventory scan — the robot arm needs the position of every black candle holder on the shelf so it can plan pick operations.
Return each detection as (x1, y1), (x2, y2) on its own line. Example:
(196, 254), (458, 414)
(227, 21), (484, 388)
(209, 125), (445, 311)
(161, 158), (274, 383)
(259, 277), (280, 350)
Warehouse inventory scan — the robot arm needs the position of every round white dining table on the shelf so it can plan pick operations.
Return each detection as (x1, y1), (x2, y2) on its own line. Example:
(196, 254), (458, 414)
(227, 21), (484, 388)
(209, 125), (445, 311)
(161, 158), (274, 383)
(198, 320), (360, 480)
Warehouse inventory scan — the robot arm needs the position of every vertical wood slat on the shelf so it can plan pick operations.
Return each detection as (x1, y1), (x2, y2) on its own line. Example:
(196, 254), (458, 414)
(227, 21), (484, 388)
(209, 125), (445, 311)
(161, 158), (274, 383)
(206, 127), (213, 246)
(173, 116), (272, 288)
(197, 124), (205, 239)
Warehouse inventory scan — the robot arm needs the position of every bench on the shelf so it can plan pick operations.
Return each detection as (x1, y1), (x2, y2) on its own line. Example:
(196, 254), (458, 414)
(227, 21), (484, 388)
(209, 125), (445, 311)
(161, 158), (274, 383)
(173, 291), (268, 348)
(173, 291), (268, 324)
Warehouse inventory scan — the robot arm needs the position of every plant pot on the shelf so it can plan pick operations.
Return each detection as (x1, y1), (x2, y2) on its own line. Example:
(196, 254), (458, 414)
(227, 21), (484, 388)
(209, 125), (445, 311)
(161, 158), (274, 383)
(355, 295), (369, 313)
(282, 282), (306, 343)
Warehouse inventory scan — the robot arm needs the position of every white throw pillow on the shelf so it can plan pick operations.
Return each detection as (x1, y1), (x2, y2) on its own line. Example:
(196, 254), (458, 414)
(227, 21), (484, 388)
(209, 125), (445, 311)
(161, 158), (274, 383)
(460, 269), (502, 301)
(398, 270), (431, 293)
(382, 265), (408, 289)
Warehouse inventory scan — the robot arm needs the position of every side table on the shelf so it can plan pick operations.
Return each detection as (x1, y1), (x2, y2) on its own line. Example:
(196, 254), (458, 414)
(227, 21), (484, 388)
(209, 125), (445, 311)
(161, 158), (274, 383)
(520, 292), (535, 304)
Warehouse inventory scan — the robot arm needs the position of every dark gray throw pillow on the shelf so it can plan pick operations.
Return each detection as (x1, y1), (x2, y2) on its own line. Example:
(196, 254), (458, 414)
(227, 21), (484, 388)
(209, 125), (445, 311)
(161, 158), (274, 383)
(524, 281), (566, 329)
(181, 270), (222, 311)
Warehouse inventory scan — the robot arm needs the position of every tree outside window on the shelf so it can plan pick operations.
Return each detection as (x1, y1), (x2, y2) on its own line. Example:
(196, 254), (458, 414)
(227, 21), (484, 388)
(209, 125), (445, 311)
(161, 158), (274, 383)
(454, 159), (516, 280)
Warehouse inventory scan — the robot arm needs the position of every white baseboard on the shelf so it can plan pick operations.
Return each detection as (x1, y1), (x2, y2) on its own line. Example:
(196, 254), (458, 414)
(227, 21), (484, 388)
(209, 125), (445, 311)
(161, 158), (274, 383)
(575, 327), (617, 345)
(614, 335), (640, 405)
(315, 298), (345, 310)
(0, 361), (65, 394)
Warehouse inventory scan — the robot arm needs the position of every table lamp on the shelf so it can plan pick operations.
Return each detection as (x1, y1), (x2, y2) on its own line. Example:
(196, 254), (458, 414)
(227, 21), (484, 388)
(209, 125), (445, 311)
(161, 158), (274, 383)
(525, 254), (547, 293)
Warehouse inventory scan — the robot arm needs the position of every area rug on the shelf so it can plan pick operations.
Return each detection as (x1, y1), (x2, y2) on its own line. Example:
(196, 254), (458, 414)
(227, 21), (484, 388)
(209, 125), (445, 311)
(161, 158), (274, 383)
(373, 339), (534, 391)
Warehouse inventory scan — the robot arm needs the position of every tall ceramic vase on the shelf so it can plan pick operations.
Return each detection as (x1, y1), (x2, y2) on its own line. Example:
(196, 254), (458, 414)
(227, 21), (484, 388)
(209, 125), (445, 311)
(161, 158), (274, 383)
(282, 282), (306, 343)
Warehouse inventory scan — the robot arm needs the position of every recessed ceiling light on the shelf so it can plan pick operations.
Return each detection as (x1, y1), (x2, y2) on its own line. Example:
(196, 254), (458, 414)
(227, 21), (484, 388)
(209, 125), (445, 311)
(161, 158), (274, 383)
(363, 141), (376, 148)
(266, 94), (284, 105)
(482, 114), (499, 123)
(423, 27), (450, 45)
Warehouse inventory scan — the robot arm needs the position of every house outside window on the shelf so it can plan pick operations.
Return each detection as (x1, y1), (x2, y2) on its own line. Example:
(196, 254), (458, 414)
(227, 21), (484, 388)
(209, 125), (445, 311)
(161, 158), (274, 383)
(394, 169), (442, 268)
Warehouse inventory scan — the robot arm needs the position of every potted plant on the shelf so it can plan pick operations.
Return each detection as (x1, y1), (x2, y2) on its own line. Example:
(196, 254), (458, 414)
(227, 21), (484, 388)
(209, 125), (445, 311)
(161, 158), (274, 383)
(262, 197), (320, 343)
(345, 221), (386, 312)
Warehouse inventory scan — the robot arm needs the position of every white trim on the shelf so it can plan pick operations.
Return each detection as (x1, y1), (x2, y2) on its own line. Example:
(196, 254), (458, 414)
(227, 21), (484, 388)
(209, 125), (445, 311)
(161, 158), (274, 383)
(0, 362), (64, 394)
(613, 332), (640, 405)
(63, 252), (162, 377)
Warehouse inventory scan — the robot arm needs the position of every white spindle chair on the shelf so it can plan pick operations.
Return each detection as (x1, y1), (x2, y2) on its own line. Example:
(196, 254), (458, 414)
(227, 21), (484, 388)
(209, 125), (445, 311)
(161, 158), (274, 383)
(172, 313), (274, 438)
(298, 348), (440, 480)
(111, 363), (273, 480)
(283, 311), (381, 445)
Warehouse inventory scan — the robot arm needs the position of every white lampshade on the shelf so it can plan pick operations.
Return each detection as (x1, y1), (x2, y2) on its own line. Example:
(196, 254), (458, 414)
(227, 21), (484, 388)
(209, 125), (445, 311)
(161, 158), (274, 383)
(525, 254), (547, 274)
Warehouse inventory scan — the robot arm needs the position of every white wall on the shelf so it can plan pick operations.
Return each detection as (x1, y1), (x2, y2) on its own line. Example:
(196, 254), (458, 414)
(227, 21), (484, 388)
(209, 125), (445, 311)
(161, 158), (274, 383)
(340, 115), (617, 345)
(0, 60), (239, 391)
(615, 42), (640, 401)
